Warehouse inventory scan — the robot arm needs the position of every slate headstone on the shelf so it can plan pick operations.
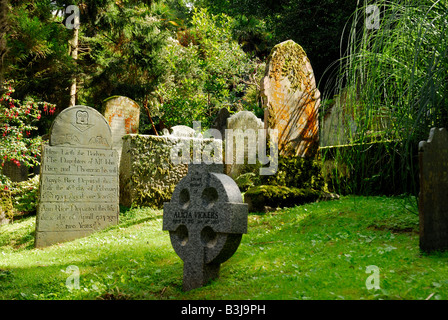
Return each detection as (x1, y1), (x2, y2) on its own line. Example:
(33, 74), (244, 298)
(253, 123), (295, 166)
(35, 105), (119, 248)
(261, 40), (320, 158)
(163, 163), (248, 291)
(418, 127), (448, 253)
(103, 96), (140, 162)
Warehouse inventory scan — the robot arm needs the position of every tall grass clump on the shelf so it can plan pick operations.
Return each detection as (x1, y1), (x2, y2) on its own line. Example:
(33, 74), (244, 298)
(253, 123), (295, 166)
(321, 0), (448, 198)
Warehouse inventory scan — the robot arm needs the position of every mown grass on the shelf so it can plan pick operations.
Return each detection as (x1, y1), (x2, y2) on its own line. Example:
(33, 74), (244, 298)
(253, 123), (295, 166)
(1, 196), (447, 300)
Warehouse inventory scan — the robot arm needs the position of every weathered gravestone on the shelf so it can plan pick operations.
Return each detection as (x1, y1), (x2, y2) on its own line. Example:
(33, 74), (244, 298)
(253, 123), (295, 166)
(211, 107), (231, 140)
(35, 105), (119, 248)
(170, 125), (196, 138)
(163, 163), (248, 291)
(418, 127), (448, 253)
(225, 111), (265, 179)
(1, 160), (29, 182)
(261, 40), (320, 158)
(103, 96), (140, 163)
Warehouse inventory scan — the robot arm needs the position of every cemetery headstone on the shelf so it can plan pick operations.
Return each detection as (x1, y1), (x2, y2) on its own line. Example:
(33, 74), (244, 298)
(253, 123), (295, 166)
(1, 160), (29, 182)
(211, 107), (230, 140)
(163, 163), (248, 291)
(103, 96), (140, 163)
(418, 127), (448, 253)
(170, 125), (196, 138)
(35, 105), (119, 248)
(225, 111), (265, 179)
(261, 40), (320, 158)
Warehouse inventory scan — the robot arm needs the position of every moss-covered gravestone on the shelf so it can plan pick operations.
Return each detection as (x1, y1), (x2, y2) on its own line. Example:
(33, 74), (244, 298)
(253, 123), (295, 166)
(163, 163), (248, 291)
(35, 106), (119, 248)
(419, 128), (448, 253)
(103, 96), (140, 163)
(261, 40), (320, 158)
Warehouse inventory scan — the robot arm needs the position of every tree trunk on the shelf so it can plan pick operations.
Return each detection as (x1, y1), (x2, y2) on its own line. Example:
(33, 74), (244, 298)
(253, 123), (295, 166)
(69, 26), (78, 107)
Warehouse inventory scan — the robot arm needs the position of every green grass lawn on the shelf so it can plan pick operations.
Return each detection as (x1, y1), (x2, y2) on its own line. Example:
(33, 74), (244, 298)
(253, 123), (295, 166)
(1, 195), (447, 300)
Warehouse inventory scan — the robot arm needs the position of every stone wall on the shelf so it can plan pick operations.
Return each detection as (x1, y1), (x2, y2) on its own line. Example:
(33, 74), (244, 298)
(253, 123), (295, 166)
(119, 134), (222, 208)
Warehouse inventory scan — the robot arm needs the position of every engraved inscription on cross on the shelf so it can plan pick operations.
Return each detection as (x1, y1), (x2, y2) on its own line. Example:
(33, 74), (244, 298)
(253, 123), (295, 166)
(163, 163), (248, 291)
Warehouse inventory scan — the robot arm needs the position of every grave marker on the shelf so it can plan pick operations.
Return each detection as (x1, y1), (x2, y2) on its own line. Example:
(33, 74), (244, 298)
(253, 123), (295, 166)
(261, 40), (320, 158)
(163, 163), (248, 291)
(35, 105), (119, 248)
(103, 96), (140, 162)
(418, 127), (448, 252)
(225, 110), (265, 178)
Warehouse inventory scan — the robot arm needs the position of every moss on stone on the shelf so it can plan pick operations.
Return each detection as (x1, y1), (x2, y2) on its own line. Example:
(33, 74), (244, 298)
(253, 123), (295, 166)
(244, 185), (321, 212)
(0, 190), (14, 224)
(268, 40), (309, 91)
(120, 134), (221, 209)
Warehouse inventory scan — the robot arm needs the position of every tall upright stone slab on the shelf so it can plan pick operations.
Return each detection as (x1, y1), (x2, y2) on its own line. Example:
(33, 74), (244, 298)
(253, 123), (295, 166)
(103, 96), (140, 162)
(418, 128), (448, 253)
(163, 164), (248, 291)
(261, 40), (320, 158)
(35, 105), (119, 248)
(225, 111), (264, 179)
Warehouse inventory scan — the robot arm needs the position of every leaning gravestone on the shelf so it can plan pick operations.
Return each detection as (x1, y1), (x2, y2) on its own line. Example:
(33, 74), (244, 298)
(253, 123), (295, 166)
(261, 40), (320, 158)
(103, 96), (140, 163)
(418, 127), (448, 253)
(35, 105), (119, 248)
(225, 110), (264, 179)
(163, 163), (248, 291)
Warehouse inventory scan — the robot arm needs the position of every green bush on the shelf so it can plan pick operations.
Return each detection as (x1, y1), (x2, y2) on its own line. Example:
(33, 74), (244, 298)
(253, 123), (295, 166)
(9, 175), (40, 215)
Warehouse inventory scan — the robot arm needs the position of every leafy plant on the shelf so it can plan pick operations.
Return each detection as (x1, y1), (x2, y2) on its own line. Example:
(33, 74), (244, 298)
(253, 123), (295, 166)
(322, 0), (448, 196)
(0, 81), (53, 186)
(150, 7), (255, 129)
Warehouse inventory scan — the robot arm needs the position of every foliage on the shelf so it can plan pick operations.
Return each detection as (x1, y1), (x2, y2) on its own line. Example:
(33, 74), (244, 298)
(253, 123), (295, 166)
(4, 0), (75, 113)
(323, 0), (448, 196)
(77, 0), (169, 109)
(150, 7), (255, 129)
(0, 82), (54, 185)
(194, 0), (358, 92)
(9, 175), (40, 215)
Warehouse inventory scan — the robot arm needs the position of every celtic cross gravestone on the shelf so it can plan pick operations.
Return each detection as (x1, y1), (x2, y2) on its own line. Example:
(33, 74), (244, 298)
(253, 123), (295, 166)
(163, 163), (248, 291)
